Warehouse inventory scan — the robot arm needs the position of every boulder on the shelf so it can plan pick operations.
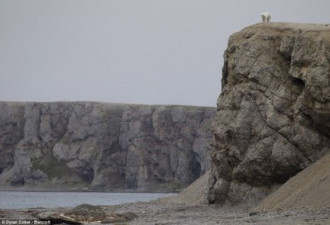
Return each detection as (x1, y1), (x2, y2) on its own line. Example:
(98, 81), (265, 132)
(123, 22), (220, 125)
(37, 204), (137, 224)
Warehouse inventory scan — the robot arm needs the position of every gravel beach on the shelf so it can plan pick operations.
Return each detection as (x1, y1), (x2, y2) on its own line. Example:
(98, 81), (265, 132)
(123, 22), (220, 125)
(1, 200), (330, 225)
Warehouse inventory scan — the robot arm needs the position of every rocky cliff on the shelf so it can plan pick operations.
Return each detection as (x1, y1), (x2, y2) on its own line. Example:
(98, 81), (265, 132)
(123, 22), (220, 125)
(0, 102), (215, 191)
(208, 23), (330, 205)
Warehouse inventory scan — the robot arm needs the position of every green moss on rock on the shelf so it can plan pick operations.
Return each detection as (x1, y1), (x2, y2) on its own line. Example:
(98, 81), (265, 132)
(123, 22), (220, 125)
(32, 153), (74, 179)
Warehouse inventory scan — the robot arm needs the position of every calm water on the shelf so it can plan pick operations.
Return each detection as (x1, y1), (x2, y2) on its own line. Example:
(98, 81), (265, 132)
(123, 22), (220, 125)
(0, 191), (175, 209)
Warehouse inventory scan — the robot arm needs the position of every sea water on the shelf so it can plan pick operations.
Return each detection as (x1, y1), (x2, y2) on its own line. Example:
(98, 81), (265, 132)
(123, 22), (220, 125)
(0, 191), (175, 209)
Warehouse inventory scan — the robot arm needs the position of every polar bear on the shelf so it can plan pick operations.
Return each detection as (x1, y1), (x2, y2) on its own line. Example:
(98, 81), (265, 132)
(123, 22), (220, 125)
(261, 12), (271, 23)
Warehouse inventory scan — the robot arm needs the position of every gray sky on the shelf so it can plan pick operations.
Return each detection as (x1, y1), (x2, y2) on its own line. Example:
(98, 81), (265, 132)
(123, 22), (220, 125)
(1, 1), (330, 107)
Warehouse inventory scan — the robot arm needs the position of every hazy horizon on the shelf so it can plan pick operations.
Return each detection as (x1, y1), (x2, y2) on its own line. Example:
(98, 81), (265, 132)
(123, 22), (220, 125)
(1, 1), (330, 107)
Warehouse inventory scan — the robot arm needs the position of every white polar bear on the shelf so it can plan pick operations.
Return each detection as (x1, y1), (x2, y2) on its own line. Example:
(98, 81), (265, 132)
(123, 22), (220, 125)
(261, 12), (271, 23)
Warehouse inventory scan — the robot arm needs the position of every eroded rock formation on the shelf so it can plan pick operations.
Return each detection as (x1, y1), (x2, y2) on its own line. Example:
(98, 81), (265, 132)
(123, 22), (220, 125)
(208, 23), (330, 205)
(0, 102), (215, 191)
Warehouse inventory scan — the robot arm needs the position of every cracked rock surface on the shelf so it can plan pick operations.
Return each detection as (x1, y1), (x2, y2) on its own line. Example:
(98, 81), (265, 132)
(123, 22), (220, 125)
(208, 23), (330, 205)
(0, 102), (215, 191)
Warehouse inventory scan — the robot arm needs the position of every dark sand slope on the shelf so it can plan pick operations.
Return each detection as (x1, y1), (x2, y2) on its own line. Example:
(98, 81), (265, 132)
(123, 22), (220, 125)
(256, 152), (330, 211)
(160, 170), (210, 206)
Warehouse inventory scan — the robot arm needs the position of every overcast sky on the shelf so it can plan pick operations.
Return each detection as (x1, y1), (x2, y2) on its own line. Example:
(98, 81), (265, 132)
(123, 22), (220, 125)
(1, 1), (330, 107)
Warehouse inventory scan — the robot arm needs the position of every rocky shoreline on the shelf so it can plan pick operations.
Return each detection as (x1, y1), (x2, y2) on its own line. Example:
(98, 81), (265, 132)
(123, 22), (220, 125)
(1, 200), (330, 225)
(2, 154), (330, 225)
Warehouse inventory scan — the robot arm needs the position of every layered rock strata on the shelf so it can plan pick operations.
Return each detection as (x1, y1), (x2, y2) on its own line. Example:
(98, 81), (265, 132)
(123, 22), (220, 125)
(0, 102), (215, 191)
(208, 23), (330, 205)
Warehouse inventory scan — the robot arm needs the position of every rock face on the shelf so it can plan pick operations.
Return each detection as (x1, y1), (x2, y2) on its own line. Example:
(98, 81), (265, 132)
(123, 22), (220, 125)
(0, 102), (215, 191)
(208, 23), (330, 205)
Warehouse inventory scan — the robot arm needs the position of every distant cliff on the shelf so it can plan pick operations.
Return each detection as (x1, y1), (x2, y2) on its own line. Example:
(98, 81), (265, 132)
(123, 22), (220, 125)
(208, 23), (330, 205)
(0, 102), (215, 192)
